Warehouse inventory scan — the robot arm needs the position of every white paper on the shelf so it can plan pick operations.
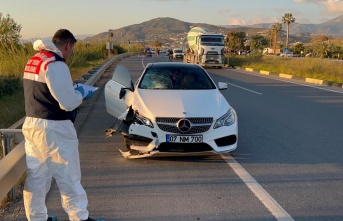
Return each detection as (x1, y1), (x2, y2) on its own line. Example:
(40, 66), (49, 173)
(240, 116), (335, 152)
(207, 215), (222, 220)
(74, 83), (98, 98)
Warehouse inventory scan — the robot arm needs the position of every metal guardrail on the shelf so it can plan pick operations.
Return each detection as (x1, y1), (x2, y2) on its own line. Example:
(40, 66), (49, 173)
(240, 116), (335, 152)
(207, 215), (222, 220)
(0, 53), (135, 202)
(0, 120), (25, 201)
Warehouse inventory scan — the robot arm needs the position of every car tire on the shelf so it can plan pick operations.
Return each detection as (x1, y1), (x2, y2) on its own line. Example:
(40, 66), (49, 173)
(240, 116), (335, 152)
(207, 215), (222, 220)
(123, 137), (133, 150)
(123, 137), (142, 155)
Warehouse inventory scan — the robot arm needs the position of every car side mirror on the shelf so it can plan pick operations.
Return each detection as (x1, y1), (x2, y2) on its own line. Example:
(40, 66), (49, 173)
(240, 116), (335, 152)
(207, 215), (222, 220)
(119, 88), (126, 99)
(119, 83), (134, 99)
(218, 82), (228, 90)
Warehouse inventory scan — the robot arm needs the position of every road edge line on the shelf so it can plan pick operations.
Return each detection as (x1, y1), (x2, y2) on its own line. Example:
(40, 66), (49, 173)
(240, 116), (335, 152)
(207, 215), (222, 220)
(221, 154), (295, 221)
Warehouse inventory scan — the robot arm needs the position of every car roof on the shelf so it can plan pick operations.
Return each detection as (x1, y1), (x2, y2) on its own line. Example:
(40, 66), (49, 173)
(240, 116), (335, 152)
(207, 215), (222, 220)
(146, 62), (201, 69)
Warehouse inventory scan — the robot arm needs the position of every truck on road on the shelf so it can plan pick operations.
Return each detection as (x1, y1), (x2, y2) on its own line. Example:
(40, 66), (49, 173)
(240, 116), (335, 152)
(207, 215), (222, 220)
(172, 48), (184, 59)
(262, 47), (280, 55)
(183, 26), (225, 68)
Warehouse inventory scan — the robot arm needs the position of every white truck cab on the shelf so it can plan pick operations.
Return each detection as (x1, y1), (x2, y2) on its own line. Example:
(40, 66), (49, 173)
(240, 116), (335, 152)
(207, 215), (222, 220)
(172, 48), (184, 59)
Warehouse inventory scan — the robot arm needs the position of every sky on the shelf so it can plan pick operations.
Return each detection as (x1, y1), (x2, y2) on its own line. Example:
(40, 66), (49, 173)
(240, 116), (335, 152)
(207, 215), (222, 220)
(1, 0), (343, 39)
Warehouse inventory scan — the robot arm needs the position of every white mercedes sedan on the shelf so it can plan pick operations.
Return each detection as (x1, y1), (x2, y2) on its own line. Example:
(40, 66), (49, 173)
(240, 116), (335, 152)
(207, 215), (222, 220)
(104, 62), (238, 158)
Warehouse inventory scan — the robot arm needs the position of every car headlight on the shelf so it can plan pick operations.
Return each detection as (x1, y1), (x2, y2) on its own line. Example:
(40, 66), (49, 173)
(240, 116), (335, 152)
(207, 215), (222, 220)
(213, 108), (235, 129)
(134, 113), (154, 128)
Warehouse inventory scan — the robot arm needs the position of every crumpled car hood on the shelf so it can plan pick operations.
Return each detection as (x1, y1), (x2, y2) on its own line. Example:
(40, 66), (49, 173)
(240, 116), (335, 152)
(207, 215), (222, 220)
(132, 89), (229, 119)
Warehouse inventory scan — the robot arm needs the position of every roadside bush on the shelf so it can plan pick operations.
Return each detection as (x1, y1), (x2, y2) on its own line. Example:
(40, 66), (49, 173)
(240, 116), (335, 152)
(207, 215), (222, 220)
(227, 54), (343, 83)
(228, 53), (263, 67)
(0, 40), (110, 129)
(68, 41), (107, 67)
(0, 43), (33, 78)
(0, 88), (24, 128)
(0, 77), (21, 98)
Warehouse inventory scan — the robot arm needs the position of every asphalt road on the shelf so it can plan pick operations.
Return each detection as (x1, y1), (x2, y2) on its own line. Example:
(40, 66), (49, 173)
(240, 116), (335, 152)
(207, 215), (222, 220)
(14, 53), (343, 221)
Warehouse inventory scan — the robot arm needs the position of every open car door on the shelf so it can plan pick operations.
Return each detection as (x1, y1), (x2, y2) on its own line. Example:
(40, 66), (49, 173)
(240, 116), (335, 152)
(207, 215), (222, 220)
(105, 65), (133, 119)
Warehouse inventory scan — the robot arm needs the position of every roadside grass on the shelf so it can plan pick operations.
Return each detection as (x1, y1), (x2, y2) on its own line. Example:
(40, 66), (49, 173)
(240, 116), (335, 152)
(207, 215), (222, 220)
(0, 63), (99, 130)
(0, 88), (25, 129)
(0, 43), (33, 79)
(229, 54), (343, 84)
(0, 42), (107, 158)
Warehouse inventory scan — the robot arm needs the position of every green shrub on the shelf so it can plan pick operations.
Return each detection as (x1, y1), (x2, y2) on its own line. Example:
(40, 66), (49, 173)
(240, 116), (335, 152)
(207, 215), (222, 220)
(68, 41), (107, 67)
(0, 87), (25, 128)
(0, 40), (109, 129)
(0, 77), (21, 98)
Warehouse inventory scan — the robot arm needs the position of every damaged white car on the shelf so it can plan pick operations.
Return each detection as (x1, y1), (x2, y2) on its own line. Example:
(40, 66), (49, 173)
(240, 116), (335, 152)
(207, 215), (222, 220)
(104, 62), (238, 158)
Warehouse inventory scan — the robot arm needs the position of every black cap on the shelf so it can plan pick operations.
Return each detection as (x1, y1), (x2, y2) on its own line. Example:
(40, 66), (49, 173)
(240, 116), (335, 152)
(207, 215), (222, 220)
(52, 29), (77, 44)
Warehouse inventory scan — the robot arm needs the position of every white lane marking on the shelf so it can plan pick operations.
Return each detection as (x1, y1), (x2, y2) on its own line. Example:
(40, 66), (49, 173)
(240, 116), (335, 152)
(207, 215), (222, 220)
(142, 56), (146, 69)
(221, 154), (295, 221)
(232, 69), (343, 94)
(226, 82), (262, 95)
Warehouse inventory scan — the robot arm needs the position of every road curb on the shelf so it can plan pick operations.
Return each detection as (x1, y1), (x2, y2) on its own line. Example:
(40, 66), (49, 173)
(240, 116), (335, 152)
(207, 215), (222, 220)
(236, 67), (343, 89)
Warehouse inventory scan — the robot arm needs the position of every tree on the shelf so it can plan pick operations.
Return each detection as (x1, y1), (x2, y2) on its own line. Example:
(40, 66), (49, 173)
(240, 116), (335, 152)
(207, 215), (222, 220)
(317, 42), (328, 58)
(226, 30), (246, 50)
(249, 35), (268, 50)
(0, 13), (22, 49)
(292, 42), (304, 56)
(282, 13), (295, 48)
(327, 39), (343, 59)
(311, 35), (329, 43)
(270, 23), (282, 55)
(151, 40), (162, 50)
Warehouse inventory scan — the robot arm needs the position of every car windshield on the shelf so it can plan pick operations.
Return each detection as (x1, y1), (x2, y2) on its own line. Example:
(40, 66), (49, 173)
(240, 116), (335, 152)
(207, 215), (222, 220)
(200, 36), (224, 46)
(138, 66), (216, 90)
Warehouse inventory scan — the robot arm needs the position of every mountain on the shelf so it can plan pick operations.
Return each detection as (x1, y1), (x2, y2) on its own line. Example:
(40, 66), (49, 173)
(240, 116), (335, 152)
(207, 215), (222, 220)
(24, 34), (94, 42)
(86, 17), (230, 45)
(231, 14), (343, 38)
(84, 15), (343, 45)
(313, 14), (343, 36)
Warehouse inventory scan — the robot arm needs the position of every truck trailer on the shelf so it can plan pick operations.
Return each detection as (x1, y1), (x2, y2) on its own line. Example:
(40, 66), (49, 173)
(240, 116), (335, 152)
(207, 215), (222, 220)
(262, 47), (281, 55)
(183, 26), (226, 68)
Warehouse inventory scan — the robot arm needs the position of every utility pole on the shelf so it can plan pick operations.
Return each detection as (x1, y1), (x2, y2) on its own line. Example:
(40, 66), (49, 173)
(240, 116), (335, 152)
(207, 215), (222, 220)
(107, 29), (113, 58)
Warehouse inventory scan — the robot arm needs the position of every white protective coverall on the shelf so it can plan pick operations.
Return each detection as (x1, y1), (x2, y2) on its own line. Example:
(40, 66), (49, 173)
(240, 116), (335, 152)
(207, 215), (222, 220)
(22, 40), (89, 221)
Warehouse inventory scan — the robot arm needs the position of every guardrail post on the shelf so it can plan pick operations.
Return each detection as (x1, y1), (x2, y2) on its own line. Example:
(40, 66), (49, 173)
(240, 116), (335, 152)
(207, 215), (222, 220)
(1, 132), (7, 157)
(1, 131), (16, 200)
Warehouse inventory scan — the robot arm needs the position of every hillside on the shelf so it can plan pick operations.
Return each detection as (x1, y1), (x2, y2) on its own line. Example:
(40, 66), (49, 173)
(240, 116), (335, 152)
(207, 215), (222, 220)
(86, 17), (234, 47)
(84, 15), (343, 46)
(235, 14), (343, 38)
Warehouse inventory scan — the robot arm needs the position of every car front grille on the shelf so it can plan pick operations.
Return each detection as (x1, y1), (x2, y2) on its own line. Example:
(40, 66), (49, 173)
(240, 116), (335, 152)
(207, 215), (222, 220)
(156, 117), (213, 134)
(206, 51), (219, 60)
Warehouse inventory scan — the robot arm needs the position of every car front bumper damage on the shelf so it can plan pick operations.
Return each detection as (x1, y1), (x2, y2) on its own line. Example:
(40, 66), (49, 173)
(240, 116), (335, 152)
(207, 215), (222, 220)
(106, 108), (238, 159)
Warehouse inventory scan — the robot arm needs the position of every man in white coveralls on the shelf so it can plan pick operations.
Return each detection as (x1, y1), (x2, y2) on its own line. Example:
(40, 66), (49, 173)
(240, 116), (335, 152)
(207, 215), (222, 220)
(22, 29), (102, 221)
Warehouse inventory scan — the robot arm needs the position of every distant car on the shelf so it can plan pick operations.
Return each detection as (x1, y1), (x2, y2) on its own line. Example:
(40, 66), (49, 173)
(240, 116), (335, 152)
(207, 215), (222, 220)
(280, 52), (296, 57)
(172, 48), (184, 59)
(166, 49), (172, 56)
(104, 62), (238, 158)
(305, 52), (312, 57)
(145, 48), (152, 56)
(238, 50), (247, 55)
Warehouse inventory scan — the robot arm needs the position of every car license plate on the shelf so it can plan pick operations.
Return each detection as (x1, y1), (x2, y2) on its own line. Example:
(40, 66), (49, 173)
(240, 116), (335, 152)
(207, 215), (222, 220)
(166, 135), (203, 143)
